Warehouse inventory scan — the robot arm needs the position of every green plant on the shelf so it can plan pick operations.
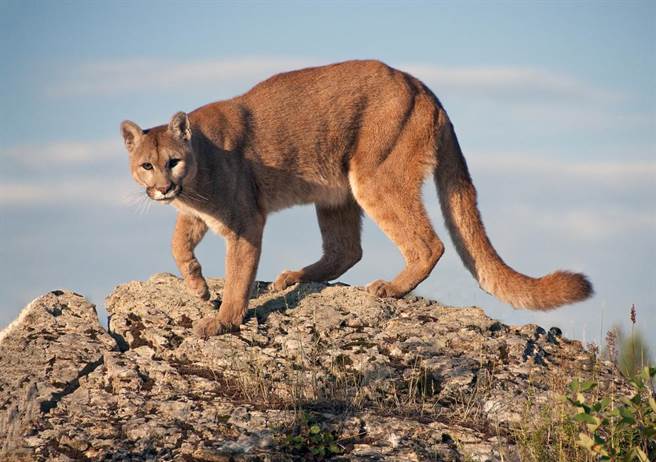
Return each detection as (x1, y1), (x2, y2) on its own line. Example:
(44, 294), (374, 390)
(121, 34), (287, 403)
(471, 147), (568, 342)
(618, 331), (652, 379)
(508, 373), (589, 462)
(567, 367), (656, 461)
(280, 411), (343, 460)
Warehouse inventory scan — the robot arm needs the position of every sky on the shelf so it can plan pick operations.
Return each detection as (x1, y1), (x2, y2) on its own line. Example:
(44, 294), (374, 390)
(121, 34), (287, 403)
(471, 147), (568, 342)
(1, 1), (654, 352)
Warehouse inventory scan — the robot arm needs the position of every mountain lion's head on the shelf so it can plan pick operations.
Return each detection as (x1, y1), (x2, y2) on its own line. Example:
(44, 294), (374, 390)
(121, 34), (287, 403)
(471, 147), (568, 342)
(120, 112), (197, 203)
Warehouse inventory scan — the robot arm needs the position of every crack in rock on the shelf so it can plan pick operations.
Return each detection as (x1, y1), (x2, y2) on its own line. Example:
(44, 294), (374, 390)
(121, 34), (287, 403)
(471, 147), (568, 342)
(39, 357), (105, 414)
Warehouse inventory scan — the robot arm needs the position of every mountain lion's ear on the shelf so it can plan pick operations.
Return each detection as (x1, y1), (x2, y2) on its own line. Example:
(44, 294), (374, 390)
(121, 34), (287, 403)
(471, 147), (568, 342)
(120, 120), (143, 152)
(168, 111), (191, 142)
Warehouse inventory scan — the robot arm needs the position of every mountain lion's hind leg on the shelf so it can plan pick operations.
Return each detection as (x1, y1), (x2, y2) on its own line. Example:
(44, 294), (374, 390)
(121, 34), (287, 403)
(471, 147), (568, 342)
(350, 171), (444, 298)
(172, 213), (210, 300)
(272, 199), (362, 290)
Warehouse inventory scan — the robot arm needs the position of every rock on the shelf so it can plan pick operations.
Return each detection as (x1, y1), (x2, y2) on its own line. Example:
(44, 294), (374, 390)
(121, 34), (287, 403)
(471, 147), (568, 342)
(0, 274), (624, 461)
(0, 291), (115, 456)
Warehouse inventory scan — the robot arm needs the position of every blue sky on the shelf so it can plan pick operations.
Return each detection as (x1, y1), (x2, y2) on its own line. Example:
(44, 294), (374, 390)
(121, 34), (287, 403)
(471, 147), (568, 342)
(1, 1), (654, 350)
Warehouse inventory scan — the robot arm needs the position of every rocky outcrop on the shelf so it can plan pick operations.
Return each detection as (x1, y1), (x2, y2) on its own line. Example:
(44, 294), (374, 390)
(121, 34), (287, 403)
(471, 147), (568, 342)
(0, 291), (116, 459)
(0, 274), (622, 461)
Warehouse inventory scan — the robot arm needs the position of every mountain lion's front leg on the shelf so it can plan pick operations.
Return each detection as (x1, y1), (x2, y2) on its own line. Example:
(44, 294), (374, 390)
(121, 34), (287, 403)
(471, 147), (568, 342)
(172, 213), (210, 300)
(194, 218), (264, 337)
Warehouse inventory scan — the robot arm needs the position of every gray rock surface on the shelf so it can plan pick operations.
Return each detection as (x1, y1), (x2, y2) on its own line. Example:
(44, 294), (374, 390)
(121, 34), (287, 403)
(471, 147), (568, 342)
(0, 290), (116, 458)
(0, 274), (623, 461)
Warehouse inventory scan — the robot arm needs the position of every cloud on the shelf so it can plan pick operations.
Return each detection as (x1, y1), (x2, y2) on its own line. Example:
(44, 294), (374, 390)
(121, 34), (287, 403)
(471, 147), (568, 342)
(499, 102), (654, 132)
(498, 204), (656, 241)
(399, 64), (622, 104)
(48, 57), (317, 97)
(0, 138), (136, 207)
(1, 139), (121, 168)
(462, 153), (656, 242)
(0, 177), (136, 207)
(48, 56), (622, 106)
(469, 153), (656, 191)
(47, 56), (652, 136)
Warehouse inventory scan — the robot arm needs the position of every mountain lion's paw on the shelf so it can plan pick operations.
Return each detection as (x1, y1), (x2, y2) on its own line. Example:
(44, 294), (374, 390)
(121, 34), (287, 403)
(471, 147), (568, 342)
(193, 314), (239, 338)
(185, 276), (210, 301)
(366, 279), (404, 298)
(272, 270), (302, 291)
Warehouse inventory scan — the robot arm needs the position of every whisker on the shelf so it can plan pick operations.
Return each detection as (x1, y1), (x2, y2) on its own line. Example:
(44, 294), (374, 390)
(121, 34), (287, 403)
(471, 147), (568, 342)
(141, 195), (151, 215)
(133, 197), (142, 215)
(138, 196), (148, 215)
(181, 190), (209, 202)
(188, 190), (209, 200)
(123, 190), (146, 207)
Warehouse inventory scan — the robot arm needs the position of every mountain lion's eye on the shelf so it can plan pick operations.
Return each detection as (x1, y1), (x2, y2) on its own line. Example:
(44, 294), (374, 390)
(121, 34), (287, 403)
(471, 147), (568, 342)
(141, 162), (153, 170)
(168, 158), (180, 169)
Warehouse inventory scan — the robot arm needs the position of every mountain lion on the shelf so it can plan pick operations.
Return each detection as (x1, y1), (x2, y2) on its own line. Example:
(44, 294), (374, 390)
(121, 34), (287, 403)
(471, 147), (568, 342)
(121, 60), (592, 337)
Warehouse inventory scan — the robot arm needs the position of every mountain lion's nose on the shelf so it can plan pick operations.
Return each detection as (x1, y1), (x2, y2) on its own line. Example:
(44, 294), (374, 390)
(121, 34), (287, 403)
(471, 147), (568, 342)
(156, 183), (174, 194)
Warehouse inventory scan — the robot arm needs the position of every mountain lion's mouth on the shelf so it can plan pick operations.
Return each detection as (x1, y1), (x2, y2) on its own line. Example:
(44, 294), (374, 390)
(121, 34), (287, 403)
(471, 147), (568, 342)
(151, 184), (182, 202)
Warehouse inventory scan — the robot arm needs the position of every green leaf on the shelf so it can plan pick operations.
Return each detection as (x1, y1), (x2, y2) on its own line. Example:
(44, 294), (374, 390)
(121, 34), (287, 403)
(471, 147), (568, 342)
(608, 408), (620, 417)
(619, 406), (634, 417)
(569, 379), (581, 391)
(593, 434), (605, 444)
(598, 397), (611, 411)
(329, 443), (341, 454)
(573, 413), (599, 425)
(309, 424), (321, 434)
(580, 380), (597, 392)
(630, 376), (644, 389)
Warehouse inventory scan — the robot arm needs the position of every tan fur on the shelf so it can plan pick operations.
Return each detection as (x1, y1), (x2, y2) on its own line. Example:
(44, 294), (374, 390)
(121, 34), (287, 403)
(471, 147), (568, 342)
(120, 60), (593, 337)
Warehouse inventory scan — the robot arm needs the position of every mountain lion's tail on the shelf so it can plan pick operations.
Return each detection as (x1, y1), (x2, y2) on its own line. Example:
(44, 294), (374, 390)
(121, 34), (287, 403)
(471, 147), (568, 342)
(434, 118), (593, 310)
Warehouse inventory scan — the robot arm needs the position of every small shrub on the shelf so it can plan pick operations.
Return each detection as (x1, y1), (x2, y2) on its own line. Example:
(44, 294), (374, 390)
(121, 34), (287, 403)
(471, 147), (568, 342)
(567, 367), (656, 461)
(512, 400), (583, 462)
(280, 411), (343, 460)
